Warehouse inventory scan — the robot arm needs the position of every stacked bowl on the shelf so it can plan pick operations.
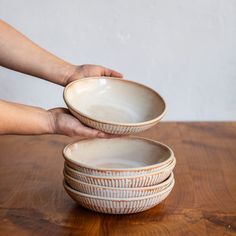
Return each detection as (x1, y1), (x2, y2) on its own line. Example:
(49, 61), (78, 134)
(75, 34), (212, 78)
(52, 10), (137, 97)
(63, 77), (176, 214)
(63, 137), (176, 214)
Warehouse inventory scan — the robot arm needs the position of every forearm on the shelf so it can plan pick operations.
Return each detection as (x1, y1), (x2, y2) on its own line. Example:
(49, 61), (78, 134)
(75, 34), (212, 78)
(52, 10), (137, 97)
(0, 20), (75, 86)
(0, 100), (53, 135)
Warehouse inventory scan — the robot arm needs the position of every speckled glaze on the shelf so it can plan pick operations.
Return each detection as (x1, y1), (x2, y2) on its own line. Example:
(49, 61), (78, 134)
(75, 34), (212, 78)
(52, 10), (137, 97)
(63, 137), (174, 177)
(63, 77), (166, 135)
(63, 179), (175, 214)
(64, 171), (174, 198)
(64, 157), (176, 188)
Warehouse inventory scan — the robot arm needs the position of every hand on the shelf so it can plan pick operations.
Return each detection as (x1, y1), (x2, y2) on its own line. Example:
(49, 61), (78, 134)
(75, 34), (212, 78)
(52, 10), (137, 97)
(65, 64), (123, 85)
(55, 64), (123, 138)
(48, 108), (113, 138)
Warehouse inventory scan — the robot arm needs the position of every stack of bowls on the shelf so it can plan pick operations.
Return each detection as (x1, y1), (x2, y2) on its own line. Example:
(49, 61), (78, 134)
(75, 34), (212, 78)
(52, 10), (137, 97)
(63, 77), (176, 214)
(63, 137), (176, 214)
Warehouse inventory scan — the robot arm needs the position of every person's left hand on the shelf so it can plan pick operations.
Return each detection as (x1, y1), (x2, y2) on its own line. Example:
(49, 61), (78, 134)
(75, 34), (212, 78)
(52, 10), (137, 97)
(64, 64), (123, 85)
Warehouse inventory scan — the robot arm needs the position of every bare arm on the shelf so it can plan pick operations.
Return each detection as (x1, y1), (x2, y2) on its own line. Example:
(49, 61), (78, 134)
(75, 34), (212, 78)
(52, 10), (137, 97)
(0, 100), (108, 137)
(0, 20), (122, 86)
(0, 20), (122, 137)
(0, 20), (74, 86)
(0, 100), (52, 135)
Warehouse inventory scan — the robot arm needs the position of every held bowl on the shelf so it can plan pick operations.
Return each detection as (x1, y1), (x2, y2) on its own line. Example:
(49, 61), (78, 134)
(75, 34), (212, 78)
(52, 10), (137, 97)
(63, 137), (174, 177)
(63, 77), (166, 134)
(63, 179), (175, 214)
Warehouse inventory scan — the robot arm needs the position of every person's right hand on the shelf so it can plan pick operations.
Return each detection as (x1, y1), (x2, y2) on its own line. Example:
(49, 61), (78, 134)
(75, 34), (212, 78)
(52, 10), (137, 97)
(48, 108), (112, 138)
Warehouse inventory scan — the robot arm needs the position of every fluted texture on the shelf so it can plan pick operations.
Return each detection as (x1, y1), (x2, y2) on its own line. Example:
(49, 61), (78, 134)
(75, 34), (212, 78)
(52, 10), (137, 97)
(69, 108), (159, 135)
(65, 173), (174, 198)
(64, 182), (174, 214)
(64, 160), (175, 188)
(65, 156), (174, 177)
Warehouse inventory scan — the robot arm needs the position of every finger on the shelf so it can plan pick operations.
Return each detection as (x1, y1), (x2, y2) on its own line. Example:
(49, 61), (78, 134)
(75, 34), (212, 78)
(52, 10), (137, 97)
(75, 125), (102, 138)
(102, 133), (124, 139)
(75, 125), (121, 139)
(103, 67), (123, 78)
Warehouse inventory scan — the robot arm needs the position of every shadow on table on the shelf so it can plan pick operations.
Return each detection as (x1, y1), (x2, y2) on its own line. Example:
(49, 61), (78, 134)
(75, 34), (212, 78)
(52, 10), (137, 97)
(64, 202), (168, 235)
(3, 200), (168, 236)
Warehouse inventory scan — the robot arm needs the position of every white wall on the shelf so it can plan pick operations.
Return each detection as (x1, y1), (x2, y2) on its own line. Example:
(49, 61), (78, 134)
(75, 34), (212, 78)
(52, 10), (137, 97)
(0, 0), (235, 121)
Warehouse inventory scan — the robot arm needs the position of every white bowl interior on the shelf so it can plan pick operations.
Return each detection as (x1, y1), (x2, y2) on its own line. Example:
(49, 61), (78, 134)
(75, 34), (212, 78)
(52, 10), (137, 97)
(64, 138), (172, 169)
(64, 78), (166, 123)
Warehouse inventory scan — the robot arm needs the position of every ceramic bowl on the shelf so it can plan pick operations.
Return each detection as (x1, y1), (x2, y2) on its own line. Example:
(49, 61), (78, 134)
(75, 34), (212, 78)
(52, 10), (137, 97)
(64, 157), (176, 188)
(64, 171), (174, 198)
(63, 179), (175, 214)
(63, 137), (174, 177)
(63, 77), (166, 134)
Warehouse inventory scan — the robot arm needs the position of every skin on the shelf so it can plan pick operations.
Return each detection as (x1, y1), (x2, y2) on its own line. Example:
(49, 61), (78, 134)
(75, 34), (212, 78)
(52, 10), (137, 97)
(0, 20), (123, 137)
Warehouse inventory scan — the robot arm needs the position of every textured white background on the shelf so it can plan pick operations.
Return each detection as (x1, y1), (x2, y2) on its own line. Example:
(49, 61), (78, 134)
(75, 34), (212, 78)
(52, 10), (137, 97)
(0, 0), (235, 121)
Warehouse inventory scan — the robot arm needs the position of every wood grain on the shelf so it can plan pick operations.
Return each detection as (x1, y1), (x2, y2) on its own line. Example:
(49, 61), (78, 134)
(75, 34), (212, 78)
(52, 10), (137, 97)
(0, 122), (235, 236)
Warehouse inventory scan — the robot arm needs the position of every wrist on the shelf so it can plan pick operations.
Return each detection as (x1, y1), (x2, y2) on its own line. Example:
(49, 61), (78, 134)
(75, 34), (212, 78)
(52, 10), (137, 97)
(59, 63), (77, 86)
(28, 107), (55, 135)
(45, 61), (77, 87)
(47, 110), (57, 134)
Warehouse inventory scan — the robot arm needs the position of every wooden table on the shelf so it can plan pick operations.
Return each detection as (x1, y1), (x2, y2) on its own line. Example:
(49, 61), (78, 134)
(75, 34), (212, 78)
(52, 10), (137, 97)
(0, 122), (235, 236)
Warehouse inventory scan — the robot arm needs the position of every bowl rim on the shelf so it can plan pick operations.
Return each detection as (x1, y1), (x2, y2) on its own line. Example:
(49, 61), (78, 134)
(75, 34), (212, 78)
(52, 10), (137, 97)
(63, 136), (175, 172)
(63, 178), (175, 201)
(63, 77), (167, 126)
(64, 157), (176, 180)
(64, 171), (174, 191)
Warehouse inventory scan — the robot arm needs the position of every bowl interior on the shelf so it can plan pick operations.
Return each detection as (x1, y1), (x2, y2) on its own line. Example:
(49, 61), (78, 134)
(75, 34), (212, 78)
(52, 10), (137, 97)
(64, 77), (166, 124)
(64, 138), (172, 170)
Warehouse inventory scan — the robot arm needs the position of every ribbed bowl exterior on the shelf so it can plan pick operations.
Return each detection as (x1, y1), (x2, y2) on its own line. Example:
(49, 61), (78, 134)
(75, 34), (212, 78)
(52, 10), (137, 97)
(64, 172), (174, 198)
(64, 158), (176, 188)
(64, 180), (174, 214)
(65, 155), (174, 177)
(69, 108), (159, 135)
